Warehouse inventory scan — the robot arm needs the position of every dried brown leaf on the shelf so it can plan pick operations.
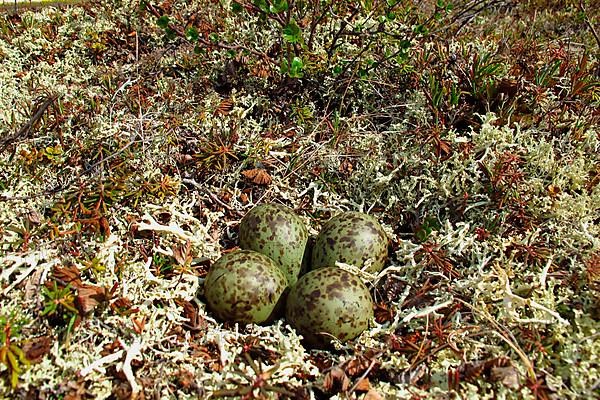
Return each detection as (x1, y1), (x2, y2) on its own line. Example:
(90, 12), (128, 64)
(323, 367), (350, 393)
(52, 264), (82, 287)
(26, 209), (41, 225)
(176, 299), (207, 332)
(374, 302), (394, 324)
(173, 240), (193, 266)
(22, 335), (53, 364)
(354, 377), (370, 392)
(242, 168), (272, 185)
(76, 284), (106, 314)
(339, 158), (354, 175)
(213, 98), (233, 116)
(99, 216), (111, 237)
(132, 316), (146, 334)
(492, 365), (521, 389)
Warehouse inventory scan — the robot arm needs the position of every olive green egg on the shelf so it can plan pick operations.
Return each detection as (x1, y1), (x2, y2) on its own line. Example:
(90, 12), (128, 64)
(203, 250), (288, 324)
(239, 204), (308, 285)
(285, 267), (374, 347)
(311, 212), (389, 274)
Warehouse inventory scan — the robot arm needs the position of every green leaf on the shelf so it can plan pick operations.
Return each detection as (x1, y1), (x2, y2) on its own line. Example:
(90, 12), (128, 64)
(282, 20), (302, 43)
(231, 1), (244, 12)
(209, 32), (219, 43)
(399, 39), (411, 49)
(7, 350), (20, 372)
(253, 0), (269, 13)
(270, 0), (288, 13)
(165, 28), (176, 40)
(414, 216), (440, 241)
(10, 345), (29, 366)
(450, 83), (460, 106)
(290, 57), (304, 78)
(282, 57), (304, 78)
(10, 368), (19, 388)
(185, 26), (199, 41)
(156, 15), (170, 29)
(414, 24), (429, 35)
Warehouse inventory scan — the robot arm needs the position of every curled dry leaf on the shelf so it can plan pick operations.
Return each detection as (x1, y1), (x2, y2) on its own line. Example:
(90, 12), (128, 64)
(26, 209), (41, 225)
(343, 351), (380, 377)
(322, 367), (350, 393)
(22, 335), (53, 363)
(374, 302), (395, 324)
(52, 264), (82, 287)
(242, 168), (272, 185)
(173, 240), (193, 266)
(176, 299), (207, 332)
(131, 316), (146, 335)
(99, 216), (111, 237)
(76, 284), (106, 314)
(213, 98), (233, 116)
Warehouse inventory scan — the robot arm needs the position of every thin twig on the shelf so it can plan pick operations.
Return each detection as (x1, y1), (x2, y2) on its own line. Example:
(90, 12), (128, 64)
(456, 298), (536, 381)
(144, 2), (278, 67)
(182, 178), (245, 217)
(579, 0), (600, 50)
(0, 94), (58, 153)
(348, 353), (380, 394)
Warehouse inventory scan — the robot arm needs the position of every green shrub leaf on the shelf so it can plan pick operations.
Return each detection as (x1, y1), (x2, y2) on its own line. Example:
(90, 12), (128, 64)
(283, 20), (302, 43)
(156, 15), (169, 29)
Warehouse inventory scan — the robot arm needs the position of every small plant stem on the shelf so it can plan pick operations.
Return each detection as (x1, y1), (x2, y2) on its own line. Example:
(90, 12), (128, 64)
(579, 0), (600, 49)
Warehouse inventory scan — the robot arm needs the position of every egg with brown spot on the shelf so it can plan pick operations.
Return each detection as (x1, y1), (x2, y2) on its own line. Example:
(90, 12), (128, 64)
(311, 212), (389, 273)
(239, 204), (309, 285)
(203, 250), (288, 324)
(285, 267), (374, 348)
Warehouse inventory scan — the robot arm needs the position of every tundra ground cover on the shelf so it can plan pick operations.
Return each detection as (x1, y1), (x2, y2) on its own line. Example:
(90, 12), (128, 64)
(0, 0), (599, 398)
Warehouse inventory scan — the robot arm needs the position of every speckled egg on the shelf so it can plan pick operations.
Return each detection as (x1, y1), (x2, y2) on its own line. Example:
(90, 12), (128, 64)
(311, 212), (389, 274)
(239, 204), (309, 285)
(204, 250), (288, 324)
(285, 267), (374, 347)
